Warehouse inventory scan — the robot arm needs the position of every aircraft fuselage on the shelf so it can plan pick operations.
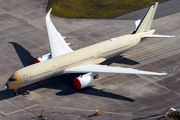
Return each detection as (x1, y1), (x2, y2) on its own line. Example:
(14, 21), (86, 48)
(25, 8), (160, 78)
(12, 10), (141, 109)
(6, 31), (153, 89)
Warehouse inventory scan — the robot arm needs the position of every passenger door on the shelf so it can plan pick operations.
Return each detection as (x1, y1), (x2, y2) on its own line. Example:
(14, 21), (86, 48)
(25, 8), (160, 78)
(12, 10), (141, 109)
(97, 51), (101, 58)
(53, 66), (57, 73)
(24, 75), (28, 82)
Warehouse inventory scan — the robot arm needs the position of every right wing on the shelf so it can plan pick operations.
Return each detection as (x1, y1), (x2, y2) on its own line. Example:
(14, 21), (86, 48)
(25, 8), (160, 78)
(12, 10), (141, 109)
(64, 65), (167, 75)
(46, 8), (73, 58)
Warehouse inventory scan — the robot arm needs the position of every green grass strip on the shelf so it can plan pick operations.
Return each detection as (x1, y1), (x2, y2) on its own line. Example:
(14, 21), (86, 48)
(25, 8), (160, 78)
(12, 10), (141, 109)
(47, 0), (169, 19)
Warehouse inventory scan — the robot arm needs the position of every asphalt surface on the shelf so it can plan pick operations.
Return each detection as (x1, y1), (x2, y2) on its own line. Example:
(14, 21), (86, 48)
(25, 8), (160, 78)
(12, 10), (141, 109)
(0, 0), (180, 119)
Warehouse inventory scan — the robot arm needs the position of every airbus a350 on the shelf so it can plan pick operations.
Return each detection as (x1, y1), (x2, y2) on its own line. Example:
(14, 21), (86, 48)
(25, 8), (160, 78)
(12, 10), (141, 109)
(5, 2), (175, 95)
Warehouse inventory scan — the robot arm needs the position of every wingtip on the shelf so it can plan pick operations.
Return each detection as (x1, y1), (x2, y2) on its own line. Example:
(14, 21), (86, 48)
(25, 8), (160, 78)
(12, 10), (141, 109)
(154, 2), (159, 5)
(46, 8), (53, 20)
(151, 2), (158, 7)
(167, 66), (178, 75)
(167, 35), (176, 38)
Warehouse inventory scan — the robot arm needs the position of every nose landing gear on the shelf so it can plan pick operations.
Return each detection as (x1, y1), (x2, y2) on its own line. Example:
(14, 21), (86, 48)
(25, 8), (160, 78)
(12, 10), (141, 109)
(14, 89), (18, 96)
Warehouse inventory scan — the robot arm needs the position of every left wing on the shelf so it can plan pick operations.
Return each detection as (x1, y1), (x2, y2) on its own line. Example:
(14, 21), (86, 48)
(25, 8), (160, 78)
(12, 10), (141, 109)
(46, 8), (73, 58)
(64, 65), (167, 75)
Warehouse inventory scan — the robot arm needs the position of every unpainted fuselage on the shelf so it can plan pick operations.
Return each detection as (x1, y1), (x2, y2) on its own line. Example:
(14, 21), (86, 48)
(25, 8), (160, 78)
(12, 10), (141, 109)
(6, 30), (154, 89)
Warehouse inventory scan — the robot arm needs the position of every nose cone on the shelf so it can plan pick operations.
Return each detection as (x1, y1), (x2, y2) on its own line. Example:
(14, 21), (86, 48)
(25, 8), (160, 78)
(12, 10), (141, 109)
(7, 72), (22, 89)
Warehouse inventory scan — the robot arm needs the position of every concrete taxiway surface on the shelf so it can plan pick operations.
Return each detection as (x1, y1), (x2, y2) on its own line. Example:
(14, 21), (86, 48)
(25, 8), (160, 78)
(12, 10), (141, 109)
(0, 0), (180, 119)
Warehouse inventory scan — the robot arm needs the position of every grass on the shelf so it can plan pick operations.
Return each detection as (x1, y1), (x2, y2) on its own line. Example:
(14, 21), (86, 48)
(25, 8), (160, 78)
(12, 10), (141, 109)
(47, 0), (169, 19)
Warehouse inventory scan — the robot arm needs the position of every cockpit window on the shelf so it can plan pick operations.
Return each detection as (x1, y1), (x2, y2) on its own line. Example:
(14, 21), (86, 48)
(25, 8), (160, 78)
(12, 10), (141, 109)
(9, 78), (17, 81)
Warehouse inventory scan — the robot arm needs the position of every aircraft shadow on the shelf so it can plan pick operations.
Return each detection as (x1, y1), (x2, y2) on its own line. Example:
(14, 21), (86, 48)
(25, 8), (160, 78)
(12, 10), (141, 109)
(101, 55), (139, 66)
(0, 74), (135, 102)
(55, 74), (134, 102)
(56, 87), (135, 102)
(9, 42), (35, 67)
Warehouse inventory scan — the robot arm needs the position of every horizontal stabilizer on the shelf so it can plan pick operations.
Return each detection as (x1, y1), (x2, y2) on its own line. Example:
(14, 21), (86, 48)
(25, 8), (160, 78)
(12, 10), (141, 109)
(64, 65), (167, 75)
(142, 34), (176, 38)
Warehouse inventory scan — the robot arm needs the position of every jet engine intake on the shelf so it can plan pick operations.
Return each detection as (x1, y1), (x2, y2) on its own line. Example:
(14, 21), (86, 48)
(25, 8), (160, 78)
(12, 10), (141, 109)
(74, 73), (95, 89)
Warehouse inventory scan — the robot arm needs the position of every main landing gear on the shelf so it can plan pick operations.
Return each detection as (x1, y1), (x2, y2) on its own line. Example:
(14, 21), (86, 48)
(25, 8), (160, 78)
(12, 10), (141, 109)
(13, 89), (30, 96)
(94, 75), (99, 79)
(14, 89), (18, 96)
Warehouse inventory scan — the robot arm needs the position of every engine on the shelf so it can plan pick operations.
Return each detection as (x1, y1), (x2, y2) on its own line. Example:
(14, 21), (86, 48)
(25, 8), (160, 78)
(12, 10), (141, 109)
(34, 53), (51, 64)
(74, 73), (99, 89)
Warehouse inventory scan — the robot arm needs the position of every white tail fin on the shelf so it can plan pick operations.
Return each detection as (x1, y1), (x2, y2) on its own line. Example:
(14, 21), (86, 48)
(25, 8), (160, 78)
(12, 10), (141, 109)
(133, 2), (158, 34)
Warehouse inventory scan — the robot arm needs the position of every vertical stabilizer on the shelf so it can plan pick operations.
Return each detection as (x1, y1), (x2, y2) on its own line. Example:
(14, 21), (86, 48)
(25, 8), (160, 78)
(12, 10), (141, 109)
(132, 2), (158, 34)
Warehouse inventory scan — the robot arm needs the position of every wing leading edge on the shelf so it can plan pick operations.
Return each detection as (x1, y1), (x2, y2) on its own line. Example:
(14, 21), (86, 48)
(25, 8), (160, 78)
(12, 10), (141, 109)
(64, 65), (167, 75)
(46, 8), (73, 58)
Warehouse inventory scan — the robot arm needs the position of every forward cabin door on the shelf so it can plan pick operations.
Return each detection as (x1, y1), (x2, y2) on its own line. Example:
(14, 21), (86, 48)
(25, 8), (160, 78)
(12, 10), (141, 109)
(24, 75), (28, 82)
(97, 51), (101, 58)
(53, 66), (57, 73)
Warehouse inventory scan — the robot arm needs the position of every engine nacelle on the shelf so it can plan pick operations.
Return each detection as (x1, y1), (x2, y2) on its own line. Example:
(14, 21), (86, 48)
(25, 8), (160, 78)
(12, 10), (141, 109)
(34, 53), (51, 64)
(74, 73), (94, 89)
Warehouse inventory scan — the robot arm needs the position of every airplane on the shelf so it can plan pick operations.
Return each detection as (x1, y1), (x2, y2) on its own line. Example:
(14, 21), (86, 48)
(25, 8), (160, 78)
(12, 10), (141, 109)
(5, 2), (175, 96)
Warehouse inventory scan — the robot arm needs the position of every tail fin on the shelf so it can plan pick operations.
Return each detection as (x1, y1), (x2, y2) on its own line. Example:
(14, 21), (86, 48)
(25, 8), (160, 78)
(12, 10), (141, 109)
(132, 2), (158, 34)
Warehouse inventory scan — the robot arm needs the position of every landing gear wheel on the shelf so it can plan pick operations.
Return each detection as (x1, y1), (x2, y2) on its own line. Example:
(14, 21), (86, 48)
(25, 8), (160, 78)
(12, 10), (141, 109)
(14, 91), (18, 96)
(26, 90), (30, 95)
(94, 75), (99, 79)
(14, 89), (18, 96)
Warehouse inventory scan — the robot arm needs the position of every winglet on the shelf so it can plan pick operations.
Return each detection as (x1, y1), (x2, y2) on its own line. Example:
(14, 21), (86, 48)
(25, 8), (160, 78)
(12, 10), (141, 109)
(45, 8), (73, 58)
(46, 8), (53, 21)
(167, 66), (178, 75)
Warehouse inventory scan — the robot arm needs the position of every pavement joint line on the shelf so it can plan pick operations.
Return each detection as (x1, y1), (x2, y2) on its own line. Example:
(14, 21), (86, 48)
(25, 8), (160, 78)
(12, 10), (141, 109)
(136, 74), (180, 97)
(129, 43), (180, 62)
(171, 75), (180, 80)
(131, 43), (180, 62)
(96, 40), (180, 82)
(128, 40), (180, 59)
(127, 74), (175, 91)
(169, 75), (180, 96)
(0, 8), (46, 32)
(85, 35), (97, 41)
(0, 7), (81, 52)
(76, 38), (98, 46)
(0, 8), (99, 53)
(3, 99), (36, 116)
(126, 37), (177, 57)
(136, 74), (172, 92)
(0, 104), (150, 118)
